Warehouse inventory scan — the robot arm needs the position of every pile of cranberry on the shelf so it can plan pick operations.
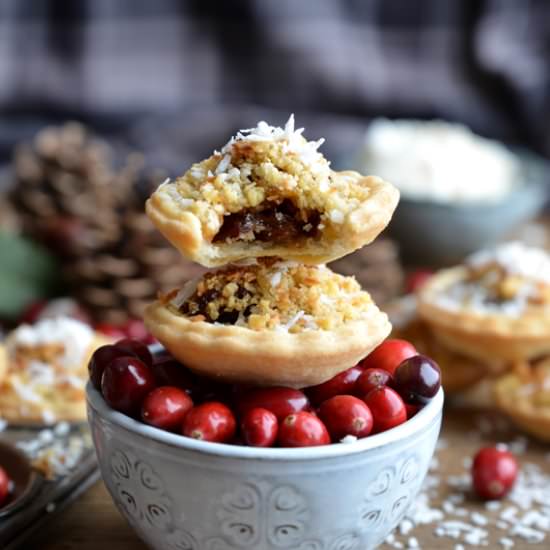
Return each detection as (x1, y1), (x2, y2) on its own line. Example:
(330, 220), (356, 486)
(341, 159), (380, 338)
(89, 339), (441, 448)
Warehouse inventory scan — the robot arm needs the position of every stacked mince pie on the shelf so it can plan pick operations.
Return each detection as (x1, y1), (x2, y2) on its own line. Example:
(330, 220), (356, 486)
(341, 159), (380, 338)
(144, 116), (400, 388)
(397, 241), (550, 441)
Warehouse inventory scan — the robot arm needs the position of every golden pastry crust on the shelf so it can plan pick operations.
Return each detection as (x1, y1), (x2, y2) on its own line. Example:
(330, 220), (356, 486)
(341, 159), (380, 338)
(144, 262), (391, 387)
(494, 359), (550, 442)
(145, 301), (390, 388)
(0, 323), (109, 425)
(418, 267), (550, 363)
(146, 117), (398, 267)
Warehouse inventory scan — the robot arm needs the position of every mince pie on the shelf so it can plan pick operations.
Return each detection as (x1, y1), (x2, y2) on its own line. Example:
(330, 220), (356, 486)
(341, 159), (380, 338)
(0, 317), (108, 424)
(145, 260), (391, 387)
(418, 242), (550, 364)
(146, 115), (399, 267)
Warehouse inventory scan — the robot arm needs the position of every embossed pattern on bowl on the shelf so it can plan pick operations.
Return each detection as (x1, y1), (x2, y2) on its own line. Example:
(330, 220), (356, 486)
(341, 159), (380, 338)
(87, 384), (443, 550)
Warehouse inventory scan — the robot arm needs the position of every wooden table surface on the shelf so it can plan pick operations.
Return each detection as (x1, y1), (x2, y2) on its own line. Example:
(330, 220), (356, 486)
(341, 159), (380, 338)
(29, 405), (550, 550)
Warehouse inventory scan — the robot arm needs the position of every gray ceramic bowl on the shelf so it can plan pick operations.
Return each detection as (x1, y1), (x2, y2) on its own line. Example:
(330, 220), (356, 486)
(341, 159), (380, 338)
(344, 151), (549, 267)
(87, 384), (443, 550)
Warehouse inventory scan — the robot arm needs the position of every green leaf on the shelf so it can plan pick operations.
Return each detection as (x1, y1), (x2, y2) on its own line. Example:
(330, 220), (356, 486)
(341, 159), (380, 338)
(0, 231), (61, 319)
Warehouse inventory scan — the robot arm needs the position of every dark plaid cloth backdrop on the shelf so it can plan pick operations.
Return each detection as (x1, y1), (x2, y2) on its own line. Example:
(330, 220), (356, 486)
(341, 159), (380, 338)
(0, 0), (549, 169)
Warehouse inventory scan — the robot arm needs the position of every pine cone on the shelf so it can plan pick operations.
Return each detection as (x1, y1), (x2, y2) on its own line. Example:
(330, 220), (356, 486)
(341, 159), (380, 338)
(330, 238), (404, 305)
(11, 122), (203, 324)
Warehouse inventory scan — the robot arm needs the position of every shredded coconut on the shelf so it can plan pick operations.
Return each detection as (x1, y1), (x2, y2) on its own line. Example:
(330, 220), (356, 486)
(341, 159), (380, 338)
(8, 317), (93, 368)
(221, 114), (327, 169)
(468, 242), (550, 285)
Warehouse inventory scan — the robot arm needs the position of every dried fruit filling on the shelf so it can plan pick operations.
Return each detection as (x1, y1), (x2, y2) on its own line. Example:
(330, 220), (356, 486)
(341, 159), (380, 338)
(213, 199), (321, 244)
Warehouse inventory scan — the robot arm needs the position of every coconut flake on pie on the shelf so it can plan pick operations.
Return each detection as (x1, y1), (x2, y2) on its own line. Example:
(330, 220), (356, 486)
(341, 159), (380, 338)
(146, 115), (399, 267)
(0, 317), (108, 424)
(168, 260), (377, 333)
(144, 261), (391, 387)
(431, 242), (550, 317)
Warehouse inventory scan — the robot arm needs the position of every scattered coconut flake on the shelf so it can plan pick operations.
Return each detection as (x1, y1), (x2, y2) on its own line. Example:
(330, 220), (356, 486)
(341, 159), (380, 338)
(471, 512), (489, 526)
(270, 271), (282, 288)
(340, 435), (358, 444)
(329, 209), (345, 224)
(171, 278), (201, 308)
(215, 154), (232, 175)
(399, 519), (414, 536)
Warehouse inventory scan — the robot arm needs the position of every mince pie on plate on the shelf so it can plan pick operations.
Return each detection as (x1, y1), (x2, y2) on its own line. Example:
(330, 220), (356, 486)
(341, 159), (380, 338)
(418, 242), (550, 364)
(146, 115), (399, 267)
(145, 260), (391, 387)
(0, 317), (108, 424)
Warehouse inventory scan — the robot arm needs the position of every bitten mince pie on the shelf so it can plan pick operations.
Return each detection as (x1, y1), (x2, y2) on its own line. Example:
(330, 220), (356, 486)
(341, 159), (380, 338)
(146, 115), (399, 267)
(418, 242), (550, 363)
(0, 317), (109, 425)
(144, 260), (391, 387)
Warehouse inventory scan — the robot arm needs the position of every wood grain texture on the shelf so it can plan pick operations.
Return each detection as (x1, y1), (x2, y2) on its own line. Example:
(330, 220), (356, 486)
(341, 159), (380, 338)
(27, 407), (549, 550)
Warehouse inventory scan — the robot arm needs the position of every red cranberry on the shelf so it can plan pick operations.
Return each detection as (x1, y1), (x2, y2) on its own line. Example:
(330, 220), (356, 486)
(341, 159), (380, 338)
(278, 412), (330, 447)
(393, 355), (441, 404)
(101, 356), (156, 417)
(354, 368), (393, 397)
(88, 345), (134, 390)
(319, 395), (373, 440)
(142, 386), (193, 432)
(182, 402), (236, 443)
(241, 407), (278, 447)
(123, 318), (157, 344)
(472, 447), (519, 500)
(405, 403), (422, 419)
(405, 270), (433, 293)
(306, 366), (364, 405)
(363, 387), (407, 433)
(0, 466), (11, 507)
(114, 338), (153, 367)
(238, 387), (309, 422)
(359, 339), (417, 376)
(95, 323), (127, 340)
(152, 358), (197, 394)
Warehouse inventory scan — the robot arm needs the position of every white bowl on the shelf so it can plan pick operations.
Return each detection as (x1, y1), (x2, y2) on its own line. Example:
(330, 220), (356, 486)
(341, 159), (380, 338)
(87, 384), (443, 550)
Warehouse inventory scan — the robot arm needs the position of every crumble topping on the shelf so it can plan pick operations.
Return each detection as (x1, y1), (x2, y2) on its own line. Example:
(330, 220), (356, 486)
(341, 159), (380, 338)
(434, 243), (550, 317)
(156, 115), (373, 241)
(165, 260), (374, 332)
(3, 317), (95, 423)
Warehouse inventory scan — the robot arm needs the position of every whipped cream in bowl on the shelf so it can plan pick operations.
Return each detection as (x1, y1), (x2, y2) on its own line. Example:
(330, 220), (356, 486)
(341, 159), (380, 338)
(353, 119), (549, 264)
(358, 119), (520, 205)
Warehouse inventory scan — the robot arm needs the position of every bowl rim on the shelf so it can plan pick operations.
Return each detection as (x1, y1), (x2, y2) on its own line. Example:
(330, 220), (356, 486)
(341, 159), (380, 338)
(86, 383), (443, 461)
